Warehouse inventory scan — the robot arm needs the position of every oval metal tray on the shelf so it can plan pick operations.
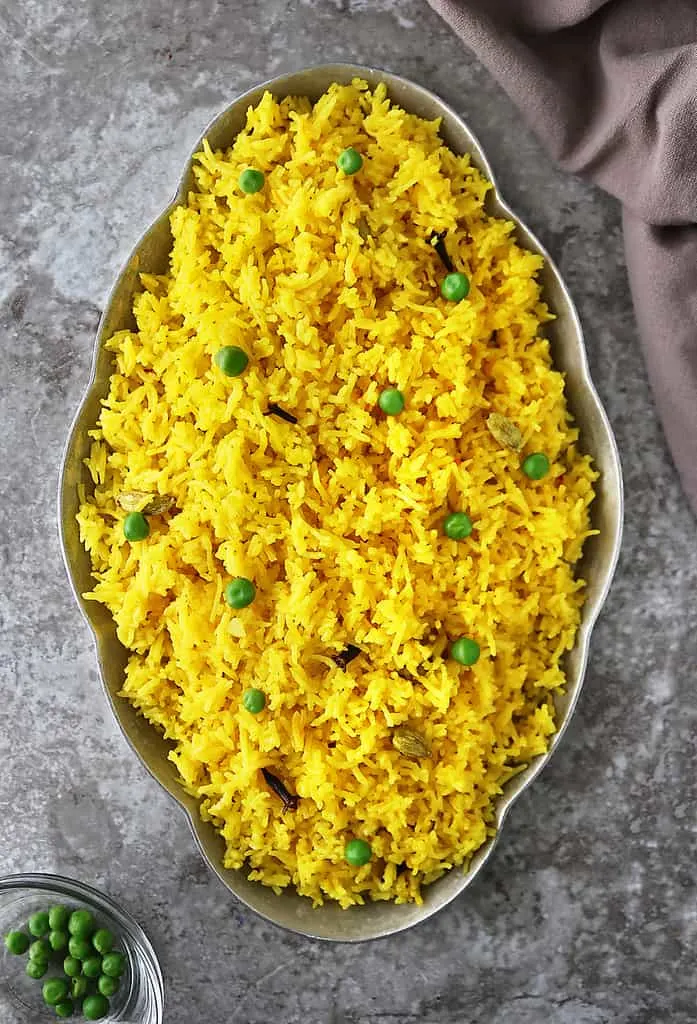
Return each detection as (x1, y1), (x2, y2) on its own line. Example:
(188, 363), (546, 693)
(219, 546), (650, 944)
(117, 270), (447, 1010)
(59, 64), (623, 942)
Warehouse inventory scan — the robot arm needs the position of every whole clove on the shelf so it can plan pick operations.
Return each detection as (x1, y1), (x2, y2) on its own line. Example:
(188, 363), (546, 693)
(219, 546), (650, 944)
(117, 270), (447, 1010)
(266, 403), (298, 424)
(428, 230), (454, 273)
(261, 767), (299, 811)
(331, 644), (362, 670)
(397, 668), (421, 684)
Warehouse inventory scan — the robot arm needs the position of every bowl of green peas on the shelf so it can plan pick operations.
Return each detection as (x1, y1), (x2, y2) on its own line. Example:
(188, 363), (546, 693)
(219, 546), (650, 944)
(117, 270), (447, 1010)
(0, 874), (163, 1022)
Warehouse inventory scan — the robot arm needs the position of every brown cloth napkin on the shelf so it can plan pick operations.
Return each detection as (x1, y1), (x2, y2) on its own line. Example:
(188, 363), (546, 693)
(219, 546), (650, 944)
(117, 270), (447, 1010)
(427, 0), (697, 512)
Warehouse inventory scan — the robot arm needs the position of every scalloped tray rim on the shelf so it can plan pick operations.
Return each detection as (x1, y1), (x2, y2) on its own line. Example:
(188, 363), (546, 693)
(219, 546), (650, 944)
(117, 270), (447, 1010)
(58, 63), (624, 943)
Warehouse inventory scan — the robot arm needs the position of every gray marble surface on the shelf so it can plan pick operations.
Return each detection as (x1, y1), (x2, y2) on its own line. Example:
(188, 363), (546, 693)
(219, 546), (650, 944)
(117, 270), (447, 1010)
(1, 1), (695, 1021)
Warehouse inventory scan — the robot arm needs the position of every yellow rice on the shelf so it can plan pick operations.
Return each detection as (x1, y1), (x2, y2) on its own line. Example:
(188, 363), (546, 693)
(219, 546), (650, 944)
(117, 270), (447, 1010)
(78, 81), (596, 908)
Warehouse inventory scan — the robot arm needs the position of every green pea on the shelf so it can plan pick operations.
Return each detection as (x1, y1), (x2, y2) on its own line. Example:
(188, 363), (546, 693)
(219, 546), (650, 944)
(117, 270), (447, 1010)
(48, 906), (71, 931)
(91, 929), (114, 955)
(377, 388), (405, 416)
(55, 1000), (74, 1019)
(63, 956), (82, 977)
(238, 168), (265, 194)
(440, 271), (470, 302)
(337, 147), (363, 175)
(224, 577), (256, 609)
(450, 636), (480, 666)
(69, 908), (94, 937)
(123, 511), (149, 542)
(68, 936), (92, 960)
(101, 951), (126, 978)
(521, 452), (550, 480)
(214, 345), (249, 377)
(242, 687), (266, 714)
(82, 994), (110, 1020)
(26, 958), (48, 979)
(29, 938), (53, 960)
(97, 974), (120, 997)
(49, 929), (69, 952)
(69, 909), (94, 938)
(443, 511), (473, 540)
(43, 978), (70, 1006)
(345, 838), (372, 866)
(28, 911), (50, 937)
(4, 930), (30, 955)
(82, 955), (102, 978)
(70, 976), (88, 1000)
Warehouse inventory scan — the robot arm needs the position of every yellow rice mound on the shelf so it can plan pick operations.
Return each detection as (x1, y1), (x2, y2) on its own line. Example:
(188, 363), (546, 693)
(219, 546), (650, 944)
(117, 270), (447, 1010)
(78, 81), (596, 908)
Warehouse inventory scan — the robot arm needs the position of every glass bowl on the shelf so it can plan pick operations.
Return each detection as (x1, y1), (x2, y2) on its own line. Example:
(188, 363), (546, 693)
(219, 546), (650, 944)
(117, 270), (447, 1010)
(0, 874), (164, 1023)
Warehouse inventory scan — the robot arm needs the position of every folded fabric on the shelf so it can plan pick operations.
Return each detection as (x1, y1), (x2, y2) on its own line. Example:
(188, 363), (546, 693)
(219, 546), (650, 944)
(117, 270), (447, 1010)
(427, 0), (697, 513)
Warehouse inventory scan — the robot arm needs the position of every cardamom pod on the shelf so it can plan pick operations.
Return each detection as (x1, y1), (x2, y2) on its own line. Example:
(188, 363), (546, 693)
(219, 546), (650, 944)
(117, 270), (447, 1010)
(392, 726), (430, 760)
(141, 494), (175, 515)
(486, 412), (522, 451)
(118, 491), (175, 515)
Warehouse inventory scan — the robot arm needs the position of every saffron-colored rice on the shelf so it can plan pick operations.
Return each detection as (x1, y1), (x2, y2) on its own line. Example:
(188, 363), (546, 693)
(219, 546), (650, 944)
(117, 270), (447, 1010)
(78, 81), (596, 907)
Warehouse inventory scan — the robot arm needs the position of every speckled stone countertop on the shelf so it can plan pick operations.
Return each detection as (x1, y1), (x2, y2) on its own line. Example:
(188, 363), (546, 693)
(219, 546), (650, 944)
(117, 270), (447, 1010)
(1, 2), (695, 1022)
